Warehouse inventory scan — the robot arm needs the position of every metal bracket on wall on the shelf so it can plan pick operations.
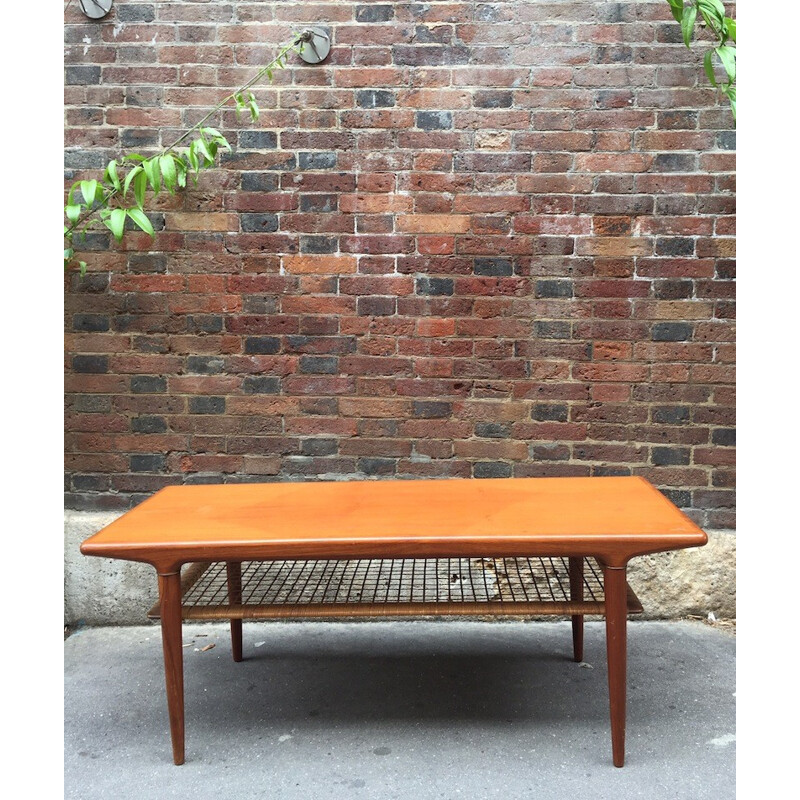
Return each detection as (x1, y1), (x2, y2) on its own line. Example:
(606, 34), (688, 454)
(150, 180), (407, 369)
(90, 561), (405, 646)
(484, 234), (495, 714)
(297, 27), (332, 64)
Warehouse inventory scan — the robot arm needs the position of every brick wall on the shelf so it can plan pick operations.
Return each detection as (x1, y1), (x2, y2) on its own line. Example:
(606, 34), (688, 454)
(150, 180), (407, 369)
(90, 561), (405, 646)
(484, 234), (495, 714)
(64, 1), (736, 528)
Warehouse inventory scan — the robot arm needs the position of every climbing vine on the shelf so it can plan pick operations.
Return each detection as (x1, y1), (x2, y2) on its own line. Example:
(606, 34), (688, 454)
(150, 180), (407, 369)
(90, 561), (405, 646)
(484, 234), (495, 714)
(64, 33), (311, 275)
(666, 0), (736, 118)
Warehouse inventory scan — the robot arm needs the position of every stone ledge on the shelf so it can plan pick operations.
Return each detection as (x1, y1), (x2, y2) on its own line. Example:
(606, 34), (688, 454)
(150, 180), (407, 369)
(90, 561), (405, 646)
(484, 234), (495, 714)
(65, 510), (735, 625)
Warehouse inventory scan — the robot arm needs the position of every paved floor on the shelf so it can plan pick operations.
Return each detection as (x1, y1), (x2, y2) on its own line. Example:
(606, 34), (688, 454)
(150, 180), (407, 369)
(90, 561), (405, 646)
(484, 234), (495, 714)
(65, 620), (735, 799)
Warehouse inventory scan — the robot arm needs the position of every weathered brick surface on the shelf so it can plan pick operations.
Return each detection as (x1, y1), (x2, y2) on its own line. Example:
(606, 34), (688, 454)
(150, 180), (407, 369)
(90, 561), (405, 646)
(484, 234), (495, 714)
(65, 2), (735, 526)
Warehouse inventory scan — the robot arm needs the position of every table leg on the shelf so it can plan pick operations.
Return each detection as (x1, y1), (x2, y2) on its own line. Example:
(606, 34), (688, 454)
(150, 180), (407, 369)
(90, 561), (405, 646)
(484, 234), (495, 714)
(568, 557), (584, 663)
(603, 564), (628, 768)
(158, 571), (185, 765)
(226, 561), (243, 662)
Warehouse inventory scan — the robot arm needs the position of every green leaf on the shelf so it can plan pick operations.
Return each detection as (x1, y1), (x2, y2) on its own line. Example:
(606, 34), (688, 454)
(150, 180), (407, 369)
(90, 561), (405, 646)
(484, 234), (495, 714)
(666, 0), (684, 23)
(724, 17), (736, 42)
(143, 158), (161, 196)
(134, 169), (147, 209)
(106, 208), (127, 242)
(123, 165), (142, 197)
(64, 247), (74, 261)
(80, 179), (99, 207)
(715, 45), (736, 82)
(127, 207), (155, 237)
(105, 159), (121, 191)
(249, 100), (259, 122)
(703, 49), (718, 87)
(187, 141), (200, 173)
(175, 157), (188, 189)
(194, 137), (214, 166)
(201, 127), (224, 140)
(722, 84), (736, 119)
(160, 154), (177, 193)
(124, 153), (146, 162)
(681, 4), (697, 48)
(698, 0), (726, 21)
(65, 204), (82, 224)
(79, 261), (88, 277)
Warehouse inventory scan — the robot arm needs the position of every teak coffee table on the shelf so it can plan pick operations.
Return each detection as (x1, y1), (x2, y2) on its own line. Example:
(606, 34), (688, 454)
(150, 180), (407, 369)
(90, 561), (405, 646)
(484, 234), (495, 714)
(80, 475), (707, 767)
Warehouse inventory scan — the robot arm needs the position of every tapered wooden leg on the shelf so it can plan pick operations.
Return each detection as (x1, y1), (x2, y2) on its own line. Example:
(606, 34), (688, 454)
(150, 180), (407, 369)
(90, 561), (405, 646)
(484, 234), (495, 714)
(226, 561), (243, 662)
(569, 557), (584, 663)
(604, 565), (628, 768)
(158, 571), (185, 765)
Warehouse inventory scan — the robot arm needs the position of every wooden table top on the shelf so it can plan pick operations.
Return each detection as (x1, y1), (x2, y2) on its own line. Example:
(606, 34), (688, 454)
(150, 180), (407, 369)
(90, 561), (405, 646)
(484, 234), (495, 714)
(80, 476), (707, 572)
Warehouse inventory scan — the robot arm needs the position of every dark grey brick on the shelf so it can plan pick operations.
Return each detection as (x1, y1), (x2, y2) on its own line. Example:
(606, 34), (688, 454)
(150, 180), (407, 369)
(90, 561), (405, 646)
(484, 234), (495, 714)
(117, 4), (156, 22)
(187, 315), (224, 334)
(241, 213), (279, 233)
(532, 404), (568, 422)
(299, 356), (338, 374)
(300, 194), (337, 212)
(592, 466), (632, 476)
(475, 422), (510, 438)
(187, 356), (224, 375)
(656, 237), (695, 256)
(244, 337), (281, 355)
(241, 172), (279, 192)
(64, 150), (108, 169)
(65, 66), (101, 85)
(536, 280), (574, 298)
(356, 89), (395, 108)
(128, 254), (167, 273)
(132, 416), (167, 434)
(71, 474), (110, 492)
(416, 111), (453, 130)
(238, 131), (278, 149)
(189, 396), (225, 414)
(414, 24), (452, 43)
(712, 428), (736, 446)
(652, 322), (692, 341)
(298, 152), (337, 170)
(358, 457), (396, 476)
(535, 321), (571, 339)
(73, 314), (110, 332)
(654, 280), (693, 300)
(301, 438), (338, 456)
(661, 488), (691, 508)
(473, 90), (512, 108)
(474, 461), (512, 478)
(121, 129), (159, 149)
(301, 235), (338, 254)
(474, 258), (513, 277)
(130, 454), (166, 472)
(72, 355), (108, 374)
(356, 4), (394, 22)
(653, 153), (696, 172)
(416, 276), (454, 296)
(131, 375), (167, 394)
(653, 406), (690, 425)
(243, 296), (280, 314)
(717, 130), (736, 151)
(651, 446), (690, 466)
(242, 376), (281, 394)
(413, 401), (451, 418)
(74, 395), (112, 413)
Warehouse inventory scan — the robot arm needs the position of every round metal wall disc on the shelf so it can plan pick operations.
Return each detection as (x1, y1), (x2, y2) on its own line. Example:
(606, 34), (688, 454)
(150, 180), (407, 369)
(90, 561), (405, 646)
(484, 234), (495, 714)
(297, 27), (331, 64)
(79, 0), (113, 20)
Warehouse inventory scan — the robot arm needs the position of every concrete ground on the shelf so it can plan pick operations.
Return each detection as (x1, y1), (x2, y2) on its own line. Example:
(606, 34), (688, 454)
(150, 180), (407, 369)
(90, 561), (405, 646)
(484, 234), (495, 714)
(65, 619), (735, 800)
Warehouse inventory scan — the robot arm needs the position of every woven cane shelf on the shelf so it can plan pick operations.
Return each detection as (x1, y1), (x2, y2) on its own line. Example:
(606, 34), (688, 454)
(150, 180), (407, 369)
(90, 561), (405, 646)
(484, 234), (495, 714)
(148, 557), (643, 621)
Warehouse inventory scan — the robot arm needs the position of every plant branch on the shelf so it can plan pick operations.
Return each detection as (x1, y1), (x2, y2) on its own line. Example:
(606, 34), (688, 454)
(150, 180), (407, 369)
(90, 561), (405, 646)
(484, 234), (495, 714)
(65, 33), (310, 250)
